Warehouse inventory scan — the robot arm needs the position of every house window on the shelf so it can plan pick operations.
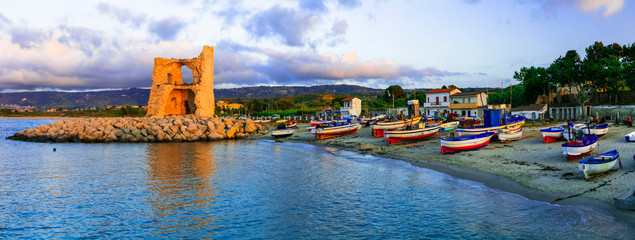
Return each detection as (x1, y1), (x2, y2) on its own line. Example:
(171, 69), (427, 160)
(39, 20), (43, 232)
(427, 110), (430, 115)
(443, 96), (447, 102)
(462, 110), (466, 116)
(427, 97), (429, 103)
(435, 97), (439, 105)
(467, 98), (471, 103)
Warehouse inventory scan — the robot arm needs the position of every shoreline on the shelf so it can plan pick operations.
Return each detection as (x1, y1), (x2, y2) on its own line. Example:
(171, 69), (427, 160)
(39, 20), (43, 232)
(260, 123), (635, 226)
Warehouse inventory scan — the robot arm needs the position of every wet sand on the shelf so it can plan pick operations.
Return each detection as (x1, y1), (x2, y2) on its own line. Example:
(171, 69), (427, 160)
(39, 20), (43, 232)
(261, 122), (635, 225)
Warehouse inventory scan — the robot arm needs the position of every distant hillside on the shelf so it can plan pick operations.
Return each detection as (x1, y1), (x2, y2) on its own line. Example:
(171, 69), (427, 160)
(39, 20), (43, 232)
(215, 84), (381, 98)
(0, 84), (382, 110)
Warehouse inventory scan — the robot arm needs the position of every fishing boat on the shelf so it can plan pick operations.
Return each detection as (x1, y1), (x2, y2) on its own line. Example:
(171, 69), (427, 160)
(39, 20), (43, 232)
(563, 122), (587, 141)
(579, 150), (619, 179)
(424, 121), (442, 127)
(286, 120), (297, 129)
(254, 119), (271, 124)
(371, 116), (422, 137)
(439, 121), (459, 131)
(456, 116), (525, 137)
(540, 126), (564, 143)
(440, 132), (495, 154)
(581, 123), (609, 137)
(311, 122), (360, 140)
(498, 128), (523, 142)
(271, 128), (295, 138)
(385, 124), (440, 145)
(561, 135), (598, 160)
(626, 131), (635, 142)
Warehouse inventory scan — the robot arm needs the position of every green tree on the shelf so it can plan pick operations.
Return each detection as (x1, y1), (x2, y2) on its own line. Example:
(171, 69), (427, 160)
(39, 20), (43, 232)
(513, 66), (549, 104)
(441, 85), (447, 89)
(623, 43), (635, 90)
(247, 99), (264, 113)
(583, 42), (627, 104)
(448, 84), (458, 89)
(273, 99), (294, 110)
(552, 50), (591, 116)
(384, 85), (406, 100)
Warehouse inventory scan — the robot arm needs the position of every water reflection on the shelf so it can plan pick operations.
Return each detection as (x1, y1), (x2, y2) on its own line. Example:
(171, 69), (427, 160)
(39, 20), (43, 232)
(144, 142), (219, 237)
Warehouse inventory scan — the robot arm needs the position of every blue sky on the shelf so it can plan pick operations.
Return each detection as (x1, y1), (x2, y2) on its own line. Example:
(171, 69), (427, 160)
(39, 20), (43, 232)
(0, 0), (632, 91)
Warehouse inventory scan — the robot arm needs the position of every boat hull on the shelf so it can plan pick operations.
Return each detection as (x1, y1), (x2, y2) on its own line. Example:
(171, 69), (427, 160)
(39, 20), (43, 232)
(439, 121), (459, 132)
(540, 127), (564, 143)
(499, 128), (522, 142)
(371, 117), (422, 137)
(579, 150), (619, 178)
(312, 123), (359, 140)
(271, 129), (295, 138)
(626, 131), (635, 142)
(582, 124), (609, 137)
(385, 126), (440, 145)
(456, 118), (524, 137)
(562, 135), (599, 160)
(440, 132), (495, 154)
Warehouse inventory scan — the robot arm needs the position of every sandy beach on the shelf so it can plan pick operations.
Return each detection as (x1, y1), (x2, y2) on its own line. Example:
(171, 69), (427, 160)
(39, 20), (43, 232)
(261, 122), (635, 225)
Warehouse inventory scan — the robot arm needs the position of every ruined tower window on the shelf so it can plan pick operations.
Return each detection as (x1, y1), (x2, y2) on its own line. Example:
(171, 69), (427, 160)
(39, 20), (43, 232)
(171, 98), (176, 102)
(167, 74), (172, 84)
(181, 66), (194, 84)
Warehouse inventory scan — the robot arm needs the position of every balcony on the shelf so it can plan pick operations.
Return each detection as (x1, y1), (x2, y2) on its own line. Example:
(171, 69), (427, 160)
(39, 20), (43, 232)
(423, 102), (449, 108)
(449, 103), (479, 109)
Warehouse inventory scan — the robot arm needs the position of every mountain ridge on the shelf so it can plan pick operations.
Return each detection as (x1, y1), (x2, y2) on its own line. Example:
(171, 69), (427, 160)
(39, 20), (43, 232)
(0, 84), (383, 110)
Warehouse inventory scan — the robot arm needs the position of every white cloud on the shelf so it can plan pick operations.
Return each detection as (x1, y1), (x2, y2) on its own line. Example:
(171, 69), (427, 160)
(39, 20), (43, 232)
(578, 0), (624, 17)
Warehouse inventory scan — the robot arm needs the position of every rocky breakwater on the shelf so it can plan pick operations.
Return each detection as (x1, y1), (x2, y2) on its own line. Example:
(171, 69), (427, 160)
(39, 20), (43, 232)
(8, 117), (265, 143)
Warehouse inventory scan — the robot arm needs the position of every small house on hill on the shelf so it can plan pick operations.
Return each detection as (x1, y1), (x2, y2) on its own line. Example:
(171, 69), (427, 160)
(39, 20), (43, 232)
(424, 88), (461, 116)
(449, 92), (488, 118)
(512, 104), (548, 120)
(340, 97), (361, 118)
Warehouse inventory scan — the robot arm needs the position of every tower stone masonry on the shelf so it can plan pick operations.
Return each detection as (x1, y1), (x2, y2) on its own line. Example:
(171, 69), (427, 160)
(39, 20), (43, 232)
(146, 46), (215, 117)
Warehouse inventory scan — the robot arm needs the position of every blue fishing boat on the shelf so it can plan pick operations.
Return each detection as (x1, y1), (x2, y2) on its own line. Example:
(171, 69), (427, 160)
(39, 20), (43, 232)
(582, 123), (609, 137)
(579, 150), (619, 178)
(456, 116), (525, 137)
(440, 132), (495, 154)
(561, 135), (598, 160)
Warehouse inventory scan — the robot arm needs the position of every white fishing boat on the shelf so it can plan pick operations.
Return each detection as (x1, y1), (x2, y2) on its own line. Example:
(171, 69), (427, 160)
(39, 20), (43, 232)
(561, 135), (598, 160)
(579, 150), (619, 179)
(540, 126), (564, 143)
(384, 124), (440, 145)
(271, 129), (295, 138)
(498, 128), (522, 142)
(439, 121), (459, 131)
(371, 116), (422, 137)
(626, 131), (635, 142)
(581, 123), (609, 137)
(311, 123), (360, 140)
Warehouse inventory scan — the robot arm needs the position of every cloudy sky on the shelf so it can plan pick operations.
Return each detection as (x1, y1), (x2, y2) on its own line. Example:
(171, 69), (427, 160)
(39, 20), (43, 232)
(0, 0), (632, 91)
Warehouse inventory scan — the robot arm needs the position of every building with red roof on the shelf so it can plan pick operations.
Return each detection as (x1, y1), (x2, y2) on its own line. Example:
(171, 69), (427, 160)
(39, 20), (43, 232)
(341, 97), (361, 117)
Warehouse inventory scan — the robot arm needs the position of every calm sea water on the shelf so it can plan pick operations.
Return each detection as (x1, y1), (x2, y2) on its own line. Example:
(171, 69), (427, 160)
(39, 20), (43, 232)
(0, 119), (633, 239)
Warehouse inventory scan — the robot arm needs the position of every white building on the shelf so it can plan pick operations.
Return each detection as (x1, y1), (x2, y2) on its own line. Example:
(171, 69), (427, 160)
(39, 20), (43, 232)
(424, 88), (461, 116)
(340, 97), (361, 117)
(512, 104), (548, 120)
(449, 92), (488, 118)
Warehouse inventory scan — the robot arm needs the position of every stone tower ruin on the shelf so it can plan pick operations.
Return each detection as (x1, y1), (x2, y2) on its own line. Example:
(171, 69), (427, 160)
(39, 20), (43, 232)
(146, 46), (215, 117)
